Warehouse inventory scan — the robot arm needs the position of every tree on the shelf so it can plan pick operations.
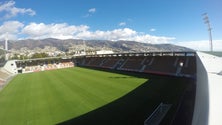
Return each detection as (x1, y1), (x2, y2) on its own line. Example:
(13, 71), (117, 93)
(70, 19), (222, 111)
(31, 53), (49, 59)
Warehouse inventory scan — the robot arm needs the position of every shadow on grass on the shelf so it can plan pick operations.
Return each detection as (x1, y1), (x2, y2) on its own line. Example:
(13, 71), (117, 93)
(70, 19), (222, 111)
(58, 74), (194, 125)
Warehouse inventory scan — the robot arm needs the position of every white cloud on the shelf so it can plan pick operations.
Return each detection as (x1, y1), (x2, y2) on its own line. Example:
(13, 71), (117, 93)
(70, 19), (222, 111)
(75, 28), (175, 43)
(0, 21), (175, 44)
(22, 22), (89, 39)
(175, 40), (222, 51)
(84, 8), (96, 18)
(119, 22), (126, 26)
(132, 34), (175, 44)
(150, 28), (156, 32)
(1, 20), (221, 51)
(75, 28), (137, 40)
(88, 8), (96, 13)
(0, 21), (24, 40)
(0, 0), (35, 20)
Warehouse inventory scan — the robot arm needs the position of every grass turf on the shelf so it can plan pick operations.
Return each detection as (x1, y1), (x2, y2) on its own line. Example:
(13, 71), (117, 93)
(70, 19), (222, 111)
(0, 67), (147, 125)
(60, 71), (193, 125)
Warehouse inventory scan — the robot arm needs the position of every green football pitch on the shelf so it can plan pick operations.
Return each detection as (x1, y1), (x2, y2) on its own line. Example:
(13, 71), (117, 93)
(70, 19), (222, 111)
(0, 67), (148, 125)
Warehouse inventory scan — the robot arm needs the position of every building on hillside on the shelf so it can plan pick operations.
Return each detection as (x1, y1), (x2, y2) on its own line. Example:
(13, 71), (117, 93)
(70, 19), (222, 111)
(96, 50), (114, 55)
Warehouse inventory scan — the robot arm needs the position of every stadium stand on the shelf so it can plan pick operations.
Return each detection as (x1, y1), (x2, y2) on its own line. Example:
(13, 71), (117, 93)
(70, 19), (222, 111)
(101, 57), (121, 69)
(86, 57), (104, 67)
(144, 103), (172, 125)
(143, 56), (177, 75)
(19, 61), (74, 73)
(14, 58), (74, 73)
(0, 68), (12, 80)
(4, 52), (194, 77)
(120, 56), (145, 72)
(0, 68), (14, 90)
(75, 52), (196, 78)
(180, 56), (196, 76)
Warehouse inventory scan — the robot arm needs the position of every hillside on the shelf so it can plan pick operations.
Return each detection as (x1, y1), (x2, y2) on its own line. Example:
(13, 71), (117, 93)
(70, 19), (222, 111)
(202, 51), (222, 57)
(0, 38), (193, 53)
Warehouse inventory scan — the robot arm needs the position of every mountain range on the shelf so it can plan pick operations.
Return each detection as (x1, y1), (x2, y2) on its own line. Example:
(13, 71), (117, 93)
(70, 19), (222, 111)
(0, 38), (194, 53)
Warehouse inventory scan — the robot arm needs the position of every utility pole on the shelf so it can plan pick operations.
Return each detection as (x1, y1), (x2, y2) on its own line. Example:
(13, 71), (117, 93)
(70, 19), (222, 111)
(202, 13), (213, 52)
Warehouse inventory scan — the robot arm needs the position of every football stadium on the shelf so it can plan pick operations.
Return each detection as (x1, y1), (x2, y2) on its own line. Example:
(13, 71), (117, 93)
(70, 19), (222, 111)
(1, 0), (222, 124)
(1, 49), (220, 125)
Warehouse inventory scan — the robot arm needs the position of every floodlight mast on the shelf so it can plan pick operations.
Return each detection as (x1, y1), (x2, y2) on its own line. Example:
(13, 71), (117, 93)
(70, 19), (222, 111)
(5, 32), (9, 60)
(83, 40), (86, 55)
(5, 33), (8, 51)
(202, 13), (213, 52)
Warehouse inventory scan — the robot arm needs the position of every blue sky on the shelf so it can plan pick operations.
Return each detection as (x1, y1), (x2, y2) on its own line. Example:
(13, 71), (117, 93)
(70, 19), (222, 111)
(0, 0), (222, 51)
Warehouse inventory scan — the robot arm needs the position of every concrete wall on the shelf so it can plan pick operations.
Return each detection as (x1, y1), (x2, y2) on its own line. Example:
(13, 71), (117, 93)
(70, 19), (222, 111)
(192, 53), (209, 125)
(3, 60), (18, 74)
(195, 52), (222, 125)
